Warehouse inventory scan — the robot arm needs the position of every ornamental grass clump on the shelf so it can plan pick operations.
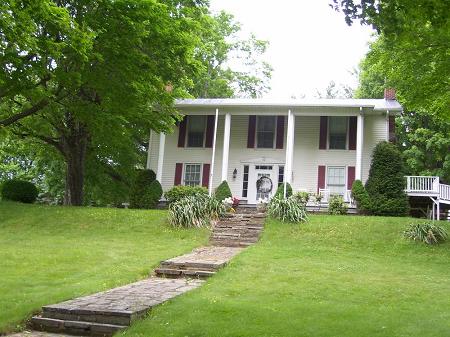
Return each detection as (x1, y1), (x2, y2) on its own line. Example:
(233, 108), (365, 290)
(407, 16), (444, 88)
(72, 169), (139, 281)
(403, 223), (448, 245)
(268, 196), (308, 223)
(168, 194), (225, 228)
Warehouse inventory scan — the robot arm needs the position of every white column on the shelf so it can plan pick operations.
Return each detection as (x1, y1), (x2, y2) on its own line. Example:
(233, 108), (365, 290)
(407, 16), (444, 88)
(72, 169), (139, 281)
(146, 129), (153, 169)
(355, 111), (364, 181)
(284, 110), (295, 197)
(209, 108), (219, 196)
(156, 133), (165, 182)
(221, 112), (231, 182)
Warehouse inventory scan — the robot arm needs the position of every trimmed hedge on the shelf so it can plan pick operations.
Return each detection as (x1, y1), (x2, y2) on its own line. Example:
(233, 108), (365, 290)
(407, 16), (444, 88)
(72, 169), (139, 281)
(214, 180), (232, 201)
(164, 185), (208, 204)
(142, 180), (163, 209)
(365, 141), (410, 216)
(351, 180), (370, 214)
(1, 179), (38, 203)
(274, 182), (292, 199)
(129, 169), (158, 209)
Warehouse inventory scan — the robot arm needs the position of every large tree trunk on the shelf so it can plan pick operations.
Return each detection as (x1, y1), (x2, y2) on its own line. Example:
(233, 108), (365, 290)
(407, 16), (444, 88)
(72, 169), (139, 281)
(61, 118), (89, 206)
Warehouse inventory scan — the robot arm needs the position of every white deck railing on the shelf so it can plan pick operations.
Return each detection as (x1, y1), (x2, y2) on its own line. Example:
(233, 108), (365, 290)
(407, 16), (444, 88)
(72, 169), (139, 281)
(405, 176), (440, 195)
(440, 184), (450, 201)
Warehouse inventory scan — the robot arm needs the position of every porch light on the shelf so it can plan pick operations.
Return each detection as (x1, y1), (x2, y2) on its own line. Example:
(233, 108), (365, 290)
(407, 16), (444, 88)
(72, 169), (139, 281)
(233, 168), (237, 180)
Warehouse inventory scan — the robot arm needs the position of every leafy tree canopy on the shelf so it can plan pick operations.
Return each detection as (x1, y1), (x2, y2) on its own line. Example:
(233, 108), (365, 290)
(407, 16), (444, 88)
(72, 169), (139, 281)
(332, 0), (450, 118)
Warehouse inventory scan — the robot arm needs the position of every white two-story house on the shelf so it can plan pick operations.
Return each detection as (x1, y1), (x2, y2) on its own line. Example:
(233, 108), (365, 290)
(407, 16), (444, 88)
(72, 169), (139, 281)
(146, 89), (402, 205)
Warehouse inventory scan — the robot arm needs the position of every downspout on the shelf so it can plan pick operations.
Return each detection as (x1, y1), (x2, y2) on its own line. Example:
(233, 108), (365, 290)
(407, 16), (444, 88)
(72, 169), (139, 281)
(209, 108), (219, 196)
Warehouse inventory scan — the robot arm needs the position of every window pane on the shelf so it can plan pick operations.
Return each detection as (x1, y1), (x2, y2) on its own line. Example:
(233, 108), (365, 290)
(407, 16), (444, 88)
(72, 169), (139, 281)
(184, 164), (201, 186)
(329, 116), (347, 149)
(257, 116), (276, 148)
(327, 167), (346, 195)
(187, 116), (206, 147)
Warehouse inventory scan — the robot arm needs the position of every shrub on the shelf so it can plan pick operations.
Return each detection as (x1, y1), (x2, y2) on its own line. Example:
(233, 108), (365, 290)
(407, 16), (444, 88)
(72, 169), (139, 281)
(214, 180), (232, 202)
(164, 185), (208, 204)
(129, 169), (157, 209)
(268, 196), (308, 223)
(294, 191), (310, 207)
(1, 179), (38, 203)
(365, 141), (410, 216)
(328, 195), (348, 215)
(141, 180), (163, 209)
(351, 180), (370, 213)
(168, 194), (225, 228)
(404, 223), (448, 245)
(274, 182), (292, 199)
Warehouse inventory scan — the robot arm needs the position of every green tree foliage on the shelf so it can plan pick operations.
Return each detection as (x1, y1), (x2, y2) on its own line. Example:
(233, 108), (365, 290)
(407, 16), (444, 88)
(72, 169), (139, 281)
(0, 1), (272, 206)
(332, 0), (449, 119)
(1, 179), (38, 203)
(214, 180), (232, 202)
(355, 37), (450, 183)
(191, 11), (272, 99)
(365, 141), (410, 216)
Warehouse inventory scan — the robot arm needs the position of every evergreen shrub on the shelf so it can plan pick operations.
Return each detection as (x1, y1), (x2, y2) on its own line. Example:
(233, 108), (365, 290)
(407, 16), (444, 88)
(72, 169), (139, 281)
(214, 180), (232, 201)
(1, 179), (38, 203)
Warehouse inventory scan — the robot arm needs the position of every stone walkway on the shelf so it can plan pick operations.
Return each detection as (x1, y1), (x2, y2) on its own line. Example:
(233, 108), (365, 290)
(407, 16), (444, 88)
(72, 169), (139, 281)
(13, 211), (265, 336)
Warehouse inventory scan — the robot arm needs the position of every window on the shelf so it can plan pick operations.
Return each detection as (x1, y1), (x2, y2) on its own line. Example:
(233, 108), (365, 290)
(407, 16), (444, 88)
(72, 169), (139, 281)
(329, 116), (348, 150)
(187, 116), (206, 147)
(327, 166), (346, 195)
(257, 116), (276, 148)
(242, 165), (249, 197)
(278, 166), (284, 187)
(184, 164), (201, 186)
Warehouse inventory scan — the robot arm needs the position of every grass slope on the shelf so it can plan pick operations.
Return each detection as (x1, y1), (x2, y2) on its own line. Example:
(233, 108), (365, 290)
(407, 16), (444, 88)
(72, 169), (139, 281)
(0, 202), (209, 333)
(122, 215), (450, 337)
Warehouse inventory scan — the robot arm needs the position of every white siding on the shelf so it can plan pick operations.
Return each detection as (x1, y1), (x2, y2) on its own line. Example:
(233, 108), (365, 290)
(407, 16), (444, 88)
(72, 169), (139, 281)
(148, 113), (389, 200)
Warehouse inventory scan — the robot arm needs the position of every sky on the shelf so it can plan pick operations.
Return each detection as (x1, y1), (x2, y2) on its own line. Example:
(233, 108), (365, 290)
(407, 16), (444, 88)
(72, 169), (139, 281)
(209, 0), (375, 98)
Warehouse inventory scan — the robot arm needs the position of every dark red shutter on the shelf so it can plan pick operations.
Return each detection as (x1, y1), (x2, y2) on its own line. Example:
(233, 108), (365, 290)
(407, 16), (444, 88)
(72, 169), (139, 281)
(177, 118), (187, 147)
(347, 166), (355, 190)
(205, 116), (215, 148)
(319, 116), (328, 149)
(317, 165), (326, 193)
(174, 163), (183, 185)
(247, 116), (256, 148)
(348, 116), (357, 150)
(276, 116), (285, 149)
(202, 164), (210, 188)
(388, 115), (396, 142)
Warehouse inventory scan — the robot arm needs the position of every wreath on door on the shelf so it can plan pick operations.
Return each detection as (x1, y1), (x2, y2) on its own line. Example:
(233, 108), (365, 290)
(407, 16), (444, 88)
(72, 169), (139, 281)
(256, 176), (273, 193)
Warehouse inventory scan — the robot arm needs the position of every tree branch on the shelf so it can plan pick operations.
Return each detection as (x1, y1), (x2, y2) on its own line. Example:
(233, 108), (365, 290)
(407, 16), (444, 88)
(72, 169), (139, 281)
(0, 98), (49, 127)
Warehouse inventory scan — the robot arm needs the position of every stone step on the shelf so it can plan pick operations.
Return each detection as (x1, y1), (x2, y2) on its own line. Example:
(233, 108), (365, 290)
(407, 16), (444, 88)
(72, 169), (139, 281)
(209, 240), (254, 247)
(31, 316), (126, 336)
(154, 268), (216, 279)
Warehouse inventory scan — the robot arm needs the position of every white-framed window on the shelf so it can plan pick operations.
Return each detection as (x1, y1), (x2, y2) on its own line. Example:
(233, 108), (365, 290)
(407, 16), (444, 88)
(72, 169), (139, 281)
(328, 116), (348, 150)
(184, 164), (202, 186)
(256, 116), (276, 148)
(187, 115), (206, 147)
(327, 166), (346, 195)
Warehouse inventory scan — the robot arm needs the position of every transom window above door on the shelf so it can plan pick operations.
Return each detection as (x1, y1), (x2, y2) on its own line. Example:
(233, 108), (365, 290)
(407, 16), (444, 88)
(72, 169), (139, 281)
(327, 166), (346, 195)
(257, 116), (276, 148)
(328, 116), (348, 150)
(187, 115), (206, 147)
(184, 164), (201, 186)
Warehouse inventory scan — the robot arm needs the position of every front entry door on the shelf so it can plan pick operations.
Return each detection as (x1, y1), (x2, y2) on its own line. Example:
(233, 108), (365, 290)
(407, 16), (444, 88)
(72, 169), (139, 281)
(247, 165), (277, 204)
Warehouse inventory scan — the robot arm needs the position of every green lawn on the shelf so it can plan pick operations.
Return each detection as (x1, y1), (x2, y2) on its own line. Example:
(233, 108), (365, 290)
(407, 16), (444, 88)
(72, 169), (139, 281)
(121, 215), (450, 337)
(0, 201), (209, 333)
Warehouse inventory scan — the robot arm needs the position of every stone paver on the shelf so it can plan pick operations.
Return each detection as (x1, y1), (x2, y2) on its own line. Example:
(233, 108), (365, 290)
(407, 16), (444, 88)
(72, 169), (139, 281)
(8, 331), (72, 337)
(161, 246), (243, 269)
(43, 277), (203, 315)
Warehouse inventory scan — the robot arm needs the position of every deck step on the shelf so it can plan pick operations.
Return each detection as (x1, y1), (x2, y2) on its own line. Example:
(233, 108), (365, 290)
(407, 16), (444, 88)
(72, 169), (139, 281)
(32, 316), (126, 336)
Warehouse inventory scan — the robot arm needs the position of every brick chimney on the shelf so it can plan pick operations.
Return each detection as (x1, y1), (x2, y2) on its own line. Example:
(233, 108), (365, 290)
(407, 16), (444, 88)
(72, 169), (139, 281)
(384, 88), (396, 100)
